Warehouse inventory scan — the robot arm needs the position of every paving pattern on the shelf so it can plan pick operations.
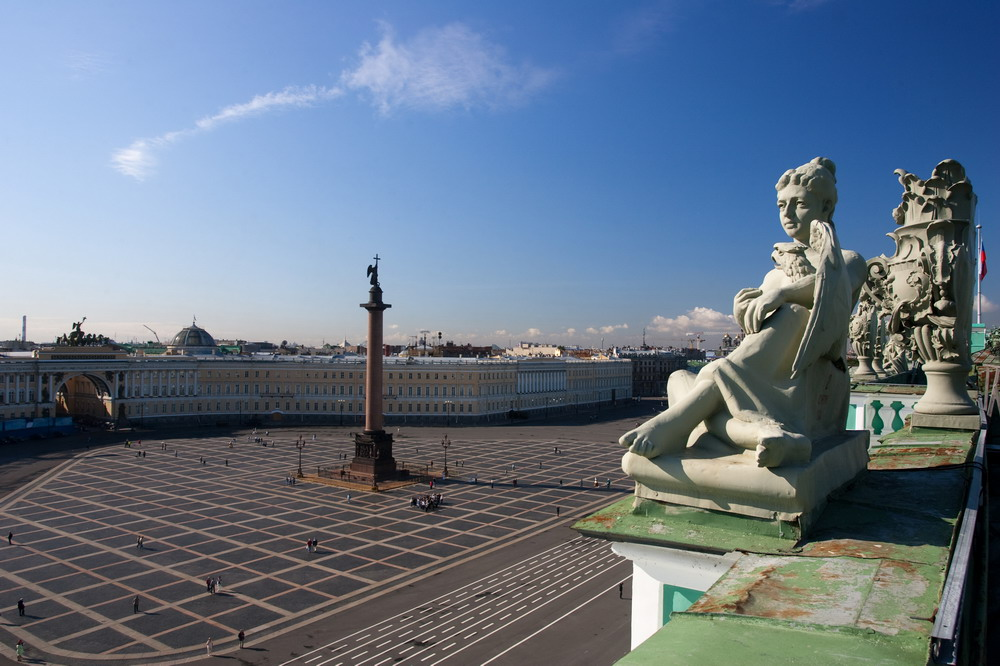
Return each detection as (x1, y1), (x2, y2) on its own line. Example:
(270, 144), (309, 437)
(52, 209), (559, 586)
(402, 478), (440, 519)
(0, 422), (637, 665)
(288, 534), (628, 666)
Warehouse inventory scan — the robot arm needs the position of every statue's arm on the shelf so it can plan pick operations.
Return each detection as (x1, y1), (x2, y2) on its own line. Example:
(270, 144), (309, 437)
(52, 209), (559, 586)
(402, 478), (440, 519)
(742, 270), (814, 333)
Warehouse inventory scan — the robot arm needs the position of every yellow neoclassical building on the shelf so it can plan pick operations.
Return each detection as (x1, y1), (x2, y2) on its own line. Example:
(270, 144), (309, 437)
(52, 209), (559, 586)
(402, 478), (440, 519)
(0, 347), (632, 429)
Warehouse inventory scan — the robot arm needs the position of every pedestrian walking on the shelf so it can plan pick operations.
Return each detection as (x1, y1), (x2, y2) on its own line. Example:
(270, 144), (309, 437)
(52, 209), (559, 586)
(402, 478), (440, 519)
(133, 595), (140, 614)
(206, 637), (213, 656)
(17, 598), (25, 617)
(313, 537), (319, 552)
(215, 576), (222, 594)
(206, 577), (213, 593)
(556, 506), (560, 517)
(347, 493), (351, 503)
(7, 531), (12, 545)
(15, 639), (25, 662)
(238, 629), (246, 648)
(619, 582), (624, 599)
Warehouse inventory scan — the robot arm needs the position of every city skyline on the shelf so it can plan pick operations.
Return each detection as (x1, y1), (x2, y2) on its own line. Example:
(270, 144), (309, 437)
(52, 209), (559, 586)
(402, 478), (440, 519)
(3, 1), (998, 349)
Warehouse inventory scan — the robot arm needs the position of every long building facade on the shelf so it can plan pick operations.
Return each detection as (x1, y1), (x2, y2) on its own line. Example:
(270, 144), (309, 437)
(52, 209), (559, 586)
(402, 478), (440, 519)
(0, 353), (632, 428)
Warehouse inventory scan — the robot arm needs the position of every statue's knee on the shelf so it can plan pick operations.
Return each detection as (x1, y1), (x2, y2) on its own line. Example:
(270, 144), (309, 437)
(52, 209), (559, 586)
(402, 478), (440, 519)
(666, 370), (698, 400)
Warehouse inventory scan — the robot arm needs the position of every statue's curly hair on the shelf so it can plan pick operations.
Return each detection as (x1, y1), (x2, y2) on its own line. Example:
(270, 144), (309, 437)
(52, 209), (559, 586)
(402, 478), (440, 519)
(775, 157), (838, 224)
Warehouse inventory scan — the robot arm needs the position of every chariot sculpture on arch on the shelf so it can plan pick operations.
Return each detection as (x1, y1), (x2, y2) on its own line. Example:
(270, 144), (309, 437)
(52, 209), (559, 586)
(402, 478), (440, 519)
(620, 157), (867, 470)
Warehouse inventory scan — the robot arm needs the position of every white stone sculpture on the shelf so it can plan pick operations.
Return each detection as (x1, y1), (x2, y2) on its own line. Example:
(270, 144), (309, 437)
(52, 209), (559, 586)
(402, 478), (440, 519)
(621, 158), (867, 469)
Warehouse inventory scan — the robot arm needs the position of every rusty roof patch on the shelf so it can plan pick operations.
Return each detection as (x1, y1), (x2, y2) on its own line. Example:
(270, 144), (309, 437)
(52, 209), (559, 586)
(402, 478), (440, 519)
(689, 554), (881, 626)
(868, 441), (972, 470)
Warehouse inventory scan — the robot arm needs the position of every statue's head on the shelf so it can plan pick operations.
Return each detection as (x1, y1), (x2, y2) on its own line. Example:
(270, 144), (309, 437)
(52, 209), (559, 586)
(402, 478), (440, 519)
(775, 157), (838, 243)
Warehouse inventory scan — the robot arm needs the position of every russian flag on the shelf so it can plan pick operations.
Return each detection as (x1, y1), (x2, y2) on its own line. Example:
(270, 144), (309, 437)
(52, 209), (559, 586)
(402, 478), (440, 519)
(980, 244), (988, 281)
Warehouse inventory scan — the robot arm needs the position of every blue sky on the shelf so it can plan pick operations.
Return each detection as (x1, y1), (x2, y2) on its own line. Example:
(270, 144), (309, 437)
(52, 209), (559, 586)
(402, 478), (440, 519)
(2, 0), (997, 349)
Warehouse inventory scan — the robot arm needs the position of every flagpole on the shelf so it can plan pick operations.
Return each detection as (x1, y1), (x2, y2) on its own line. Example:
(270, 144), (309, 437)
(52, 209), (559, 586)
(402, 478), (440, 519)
(976, 223), (982, 324)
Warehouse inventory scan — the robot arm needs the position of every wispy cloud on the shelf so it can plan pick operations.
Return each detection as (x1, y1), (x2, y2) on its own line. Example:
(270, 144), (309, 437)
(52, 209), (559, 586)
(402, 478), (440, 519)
(770, 0), (834, 11)
(611, 3), (675, 55)
(111, 22), (554, 181)
(342, 22), (556, 115)
(111, 85), (340, 180)
(195, 85), (341, 131)
(68, 50), (112, 79)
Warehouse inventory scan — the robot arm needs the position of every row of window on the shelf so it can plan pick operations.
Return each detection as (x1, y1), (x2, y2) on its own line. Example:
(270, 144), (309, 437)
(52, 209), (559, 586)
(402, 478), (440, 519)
(119, 401), (478, 416)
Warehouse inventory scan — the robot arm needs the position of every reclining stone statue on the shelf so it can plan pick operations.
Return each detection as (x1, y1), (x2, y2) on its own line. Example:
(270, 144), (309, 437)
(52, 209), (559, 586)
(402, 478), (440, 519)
(621, 157), (867, 469)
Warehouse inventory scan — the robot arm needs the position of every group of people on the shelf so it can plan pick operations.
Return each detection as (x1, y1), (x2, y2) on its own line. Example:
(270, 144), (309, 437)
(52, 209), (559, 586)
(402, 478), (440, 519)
(205, 576), (223, 594)
(305, 538), (320, 553)
(410, 493), (443, 512)
(284, 475), (299, 485)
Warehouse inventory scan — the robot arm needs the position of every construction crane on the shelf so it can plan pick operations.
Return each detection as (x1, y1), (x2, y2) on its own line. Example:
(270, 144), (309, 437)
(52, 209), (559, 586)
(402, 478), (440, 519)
(142, 325), (160, 344)
(686, 332), (705, 350)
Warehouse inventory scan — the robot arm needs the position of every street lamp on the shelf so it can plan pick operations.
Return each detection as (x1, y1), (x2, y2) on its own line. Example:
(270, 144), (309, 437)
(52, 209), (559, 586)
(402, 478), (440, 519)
(296, 436), (305, 477)
(441, 434), (451, 478)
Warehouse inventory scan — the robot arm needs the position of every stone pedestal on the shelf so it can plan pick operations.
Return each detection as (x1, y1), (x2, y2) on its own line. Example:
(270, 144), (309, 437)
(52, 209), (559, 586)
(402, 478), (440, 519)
(913, 361), (977, 416)
(623, 429), (869, 536)
(349, 430), (398, 482)
(852, 357), (877, 382)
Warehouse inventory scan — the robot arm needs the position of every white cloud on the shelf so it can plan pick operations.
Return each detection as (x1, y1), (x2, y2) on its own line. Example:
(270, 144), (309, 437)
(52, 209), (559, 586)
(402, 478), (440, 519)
(586, 323), (629, 336)
(981, 295), (998, 314)
(112, 22), (553, 180)
(111, 85), (340, 181)
(647, 307), (737, 344)
(525, 328), (542, 338)
(195, 85), (341, 131)
(342, 22), (556, 115)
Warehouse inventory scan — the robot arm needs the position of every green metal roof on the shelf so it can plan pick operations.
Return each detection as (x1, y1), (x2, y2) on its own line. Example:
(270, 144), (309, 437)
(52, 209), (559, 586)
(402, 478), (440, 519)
(574, 425), (979, 665)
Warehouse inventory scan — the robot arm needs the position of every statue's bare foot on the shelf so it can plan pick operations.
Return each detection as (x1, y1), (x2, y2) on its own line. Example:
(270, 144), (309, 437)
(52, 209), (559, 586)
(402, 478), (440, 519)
(619, 422), (685, 459)
(754, 427), (811, 468)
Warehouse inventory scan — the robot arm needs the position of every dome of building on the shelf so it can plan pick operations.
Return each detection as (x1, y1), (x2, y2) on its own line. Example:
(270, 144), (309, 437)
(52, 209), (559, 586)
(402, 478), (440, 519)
(166, 322), (218, 355)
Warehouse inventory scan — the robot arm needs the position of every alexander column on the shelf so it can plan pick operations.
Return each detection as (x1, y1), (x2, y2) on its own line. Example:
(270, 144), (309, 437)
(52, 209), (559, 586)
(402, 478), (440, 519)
(349, 255), (398, 483)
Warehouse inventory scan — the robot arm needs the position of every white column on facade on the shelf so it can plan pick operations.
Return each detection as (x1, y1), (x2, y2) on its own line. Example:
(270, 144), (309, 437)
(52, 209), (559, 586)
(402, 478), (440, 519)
(15, 374), (21, 402)
(48, 374), (54, 405)
(612, 542), (741, 651)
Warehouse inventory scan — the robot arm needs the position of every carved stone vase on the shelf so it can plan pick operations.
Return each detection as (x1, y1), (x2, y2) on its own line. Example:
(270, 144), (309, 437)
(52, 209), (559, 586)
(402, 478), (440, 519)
(877, 160), (977, 416)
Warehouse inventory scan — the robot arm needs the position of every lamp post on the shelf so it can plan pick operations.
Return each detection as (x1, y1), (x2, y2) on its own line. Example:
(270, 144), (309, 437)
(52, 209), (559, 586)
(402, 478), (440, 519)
(296, 436), (305, 477)
(441, 434), (451, 478)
